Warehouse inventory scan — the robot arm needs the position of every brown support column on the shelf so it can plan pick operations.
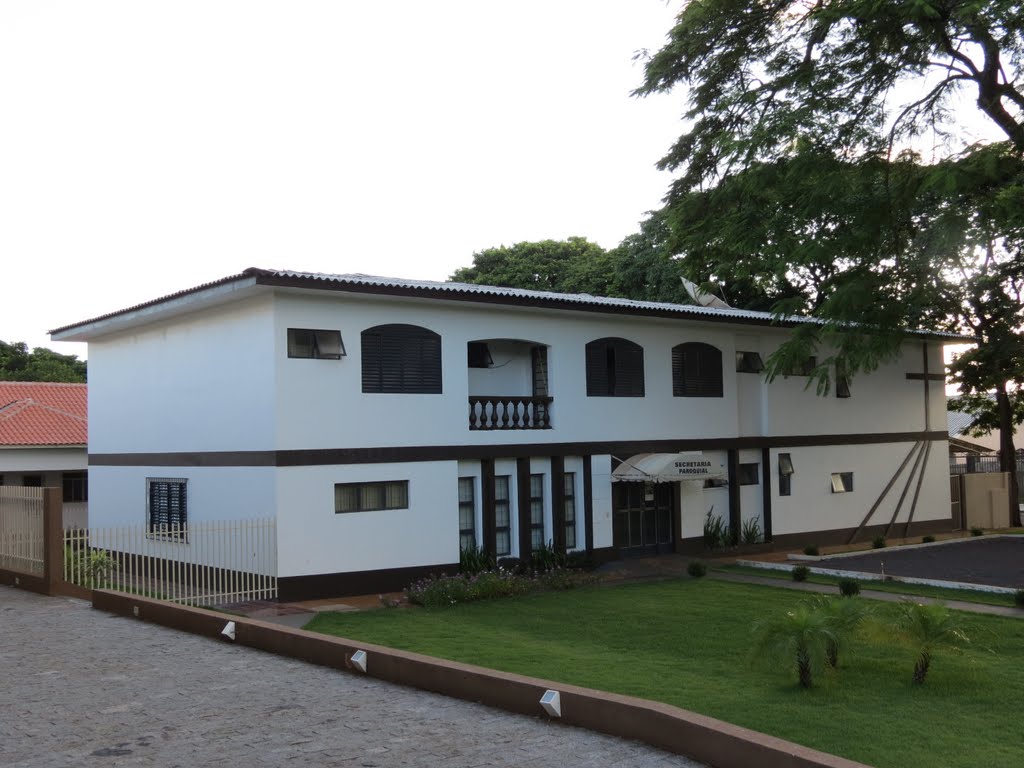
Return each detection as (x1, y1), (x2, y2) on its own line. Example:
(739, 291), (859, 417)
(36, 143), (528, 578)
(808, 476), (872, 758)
(761, 447), (773, 542)
(516, 458), (532, 561)
(43, 487), (63, 595)
(583, 455), (594, 554)
(727, 449), (740, 545)
(481, 459), (496, 557)
(551, 456), (566, 553)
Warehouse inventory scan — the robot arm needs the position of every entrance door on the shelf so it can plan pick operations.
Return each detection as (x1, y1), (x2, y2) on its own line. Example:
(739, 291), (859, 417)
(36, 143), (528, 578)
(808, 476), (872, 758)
(613, 482), (674, 555)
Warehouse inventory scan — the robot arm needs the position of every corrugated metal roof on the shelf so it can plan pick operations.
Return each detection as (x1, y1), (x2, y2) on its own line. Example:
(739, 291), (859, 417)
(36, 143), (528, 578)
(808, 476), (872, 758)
(51, 266), (972, 340)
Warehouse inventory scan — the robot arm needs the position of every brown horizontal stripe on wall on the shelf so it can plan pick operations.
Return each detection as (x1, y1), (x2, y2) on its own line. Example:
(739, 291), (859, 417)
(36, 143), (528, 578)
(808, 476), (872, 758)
(89, 431), (950, 468)
(905, 373), (945, 381)
(278, 562), (459, 601)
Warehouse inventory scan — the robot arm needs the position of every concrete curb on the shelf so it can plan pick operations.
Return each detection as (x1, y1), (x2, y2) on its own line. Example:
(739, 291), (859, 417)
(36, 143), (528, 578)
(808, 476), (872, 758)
(92, 589), (870, 768)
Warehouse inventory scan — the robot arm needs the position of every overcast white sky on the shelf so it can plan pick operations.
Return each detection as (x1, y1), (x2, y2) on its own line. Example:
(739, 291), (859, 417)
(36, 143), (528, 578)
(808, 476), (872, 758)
(0, 1), (685, 359)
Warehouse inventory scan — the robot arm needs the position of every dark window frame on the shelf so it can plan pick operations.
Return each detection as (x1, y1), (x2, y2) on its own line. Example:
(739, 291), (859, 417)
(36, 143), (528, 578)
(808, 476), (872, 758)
(147, 478), (188, 539)
(782, 356), (817, 377)
(361, 324), (442, 394)
(63, 471), (88, 503)
(830, 472), (854, 493)
(564, 472), (577, 550)
(458, 477), (476, 551)
(287, 328), (346, 359)
(22, 475), (43, 488)
(494, 475), (511, 556)
(467, 342), (493, 369)
(778, 453), (794, 497)
(836, 361), (851, 398)
(585, 337), (645, 397)
(335, 480), (409, 513)
(738, 463), (760, 486)
(672, 342), (724, 397)
(735, 351), (764, 373)
(529, 473), (545, 550)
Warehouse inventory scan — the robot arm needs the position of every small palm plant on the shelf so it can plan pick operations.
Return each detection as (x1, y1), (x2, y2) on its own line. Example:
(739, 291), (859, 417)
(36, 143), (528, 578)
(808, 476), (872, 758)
(753, 604), (836, 689)
(893, 601), (970, 685)
(811, 595), (868, 669)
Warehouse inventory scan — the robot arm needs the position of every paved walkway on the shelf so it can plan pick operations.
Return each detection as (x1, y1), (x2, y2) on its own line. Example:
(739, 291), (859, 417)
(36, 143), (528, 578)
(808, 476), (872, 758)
(0, 586), (703, 768)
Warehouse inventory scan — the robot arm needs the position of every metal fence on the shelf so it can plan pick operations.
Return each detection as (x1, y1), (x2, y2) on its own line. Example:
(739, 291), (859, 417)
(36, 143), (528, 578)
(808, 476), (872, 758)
(949, 453), (1024, 475)
(0, 487), (45, 576)
(64, 518), (278, 606)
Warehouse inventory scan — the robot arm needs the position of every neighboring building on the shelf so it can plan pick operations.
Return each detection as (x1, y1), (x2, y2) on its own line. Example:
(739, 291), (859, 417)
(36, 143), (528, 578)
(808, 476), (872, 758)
(0, 381), (88, 527)
(947, 396), (1023, 455)
(52, 268), (959, 599)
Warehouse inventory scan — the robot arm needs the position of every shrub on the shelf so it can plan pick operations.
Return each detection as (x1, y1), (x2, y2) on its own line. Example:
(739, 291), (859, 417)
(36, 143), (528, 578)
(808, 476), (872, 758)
(459, 544), (494, 575)
(63, 547), (115, 588)
(803, 545), (820, 556)
(741, 516), (763, 545)
(838, 578), (861, 597)
(872, 535), (887, 549)
(496, 556), (523, 574)
(792, 565), (810, 582)
(405, 567), (597, 607)
(971, 527), (984, 537)
(1015, 590), (1024, 609)
(892, 601), (970, 684)
(687, 560), (708, 578)
(922, 535), (936, 544)
(703, 509), (730, 550)
(752, 604), (836, 689)
(530, 541), (567, 573)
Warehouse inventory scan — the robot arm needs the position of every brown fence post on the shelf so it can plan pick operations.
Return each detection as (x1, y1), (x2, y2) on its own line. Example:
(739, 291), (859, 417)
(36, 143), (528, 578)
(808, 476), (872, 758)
(42, 488), (63, 595)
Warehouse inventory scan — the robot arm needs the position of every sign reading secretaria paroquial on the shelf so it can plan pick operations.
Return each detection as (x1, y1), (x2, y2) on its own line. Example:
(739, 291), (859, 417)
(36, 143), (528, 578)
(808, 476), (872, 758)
(668, 453), (726, 480)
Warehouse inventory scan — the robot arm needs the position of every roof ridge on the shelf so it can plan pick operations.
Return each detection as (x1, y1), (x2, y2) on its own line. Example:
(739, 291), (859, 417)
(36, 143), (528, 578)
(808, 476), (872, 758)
(20, 401), (87, 422)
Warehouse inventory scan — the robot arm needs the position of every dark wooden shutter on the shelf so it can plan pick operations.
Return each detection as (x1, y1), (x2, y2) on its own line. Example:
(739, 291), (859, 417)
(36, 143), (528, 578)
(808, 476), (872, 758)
(361, 324), (441, 393)
(672, 342), (722, 397)
(586, 338), (644, 397)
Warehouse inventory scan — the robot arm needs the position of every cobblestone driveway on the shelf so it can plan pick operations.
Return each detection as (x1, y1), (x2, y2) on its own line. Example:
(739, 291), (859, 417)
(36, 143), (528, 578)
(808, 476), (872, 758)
(0, 587), (702, 768)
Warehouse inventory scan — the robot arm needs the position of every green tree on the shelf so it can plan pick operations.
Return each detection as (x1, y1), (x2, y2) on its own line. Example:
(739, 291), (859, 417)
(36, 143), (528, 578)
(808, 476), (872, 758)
(0, 340), (87, 382)
(892, 601), (970, 684)
(752, 603), (837, 688)
(450, 237), (618, 296)
(811, 594), (869, 668)
(637, 1), (1024, 518)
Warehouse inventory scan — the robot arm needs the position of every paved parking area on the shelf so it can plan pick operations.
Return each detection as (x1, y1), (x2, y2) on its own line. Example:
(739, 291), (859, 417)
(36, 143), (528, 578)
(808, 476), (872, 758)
(0, 586), (702, 768)
(812, 536), (1024, 588)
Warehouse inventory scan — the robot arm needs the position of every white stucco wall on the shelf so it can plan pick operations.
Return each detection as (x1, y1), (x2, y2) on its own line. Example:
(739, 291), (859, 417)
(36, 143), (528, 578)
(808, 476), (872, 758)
(87, 295), (277, 453)
(0, 447), (86, 473)
(275, 460), (457, 577)
(767, 441), (950, 537)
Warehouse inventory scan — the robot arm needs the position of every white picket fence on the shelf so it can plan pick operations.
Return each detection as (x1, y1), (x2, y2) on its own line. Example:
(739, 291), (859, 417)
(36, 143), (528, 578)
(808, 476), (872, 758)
(64, 518), (278, 606)
(0, 487), (45, 576)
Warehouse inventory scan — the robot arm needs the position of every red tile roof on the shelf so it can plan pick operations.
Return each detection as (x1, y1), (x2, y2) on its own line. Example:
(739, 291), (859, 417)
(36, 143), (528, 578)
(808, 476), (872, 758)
(0, 382), (87, 446)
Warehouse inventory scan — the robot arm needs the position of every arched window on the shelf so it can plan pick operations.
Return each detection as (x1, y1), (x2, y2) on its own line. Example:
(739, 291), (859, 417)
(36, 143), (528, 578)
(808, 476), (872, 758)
(585, 337), (645, 397)
(361, 324), (442, 394)
(672, 342), (723, 397)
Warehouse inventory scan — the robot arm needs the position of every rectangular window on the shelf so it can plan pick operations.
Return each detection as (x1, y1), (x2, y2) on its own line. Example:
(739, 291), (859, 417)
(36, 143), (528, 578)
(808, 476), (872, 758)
(494, 475), (511, 556)
(738, 463), (759, 486)
(564, 472), (577, 550)
(335, 480), (409, 513)
(287, 328), (345, 359)
(458, 477), (476, 551)
(467, 342), (493, 368)
(529, 474), (545, 550)
(147, 478), (188, 537)
(735, 351), (764, 373)
(830, 472), (854, 493)
(782, 356), (816, 377)
(778, 453), (794, 497)
(63, 472), (88, 503)
(22, 475), (43, 487)
(835, 361), (851, 398)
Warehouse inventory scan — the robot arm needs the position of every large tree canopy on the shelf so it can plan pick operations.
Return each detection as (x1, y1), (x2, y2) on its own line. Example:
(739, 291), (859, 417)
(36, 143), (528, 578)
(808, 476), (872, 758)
(0, 340), (87, 382)
(638, 1), (1024, 522)
(636, 0), (1024, 192)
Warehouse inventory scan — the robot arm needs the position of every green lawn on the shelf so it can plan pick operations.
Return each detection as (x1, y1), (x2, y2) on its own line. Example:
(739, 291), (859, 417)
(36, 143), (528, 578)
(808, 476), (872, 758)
(305, 580), (1024, 768)
(718, 564), (1020, 607)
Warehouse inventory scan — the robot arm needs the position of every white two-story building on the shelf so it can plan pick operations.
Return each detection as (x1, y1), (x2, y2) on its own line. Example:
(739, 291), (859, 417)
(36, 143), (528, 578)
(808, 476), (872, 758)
(52, 268), (957, 599)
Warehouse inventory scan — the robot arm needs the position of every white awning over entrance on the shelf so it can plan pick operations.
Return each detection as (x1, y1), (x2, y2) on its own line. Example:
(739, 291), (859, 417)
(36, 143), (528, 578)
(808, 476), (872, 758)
(611, 452), (727, 484)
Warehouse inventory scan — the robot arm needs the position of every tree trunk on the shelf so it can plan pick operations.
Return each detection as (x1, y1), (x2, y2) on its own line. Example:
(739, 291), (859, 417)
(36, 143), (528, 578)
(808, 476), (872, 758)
(912, 651), (931, 685)
(797, 647), (813, 689)
(996, 384), (1021, 527)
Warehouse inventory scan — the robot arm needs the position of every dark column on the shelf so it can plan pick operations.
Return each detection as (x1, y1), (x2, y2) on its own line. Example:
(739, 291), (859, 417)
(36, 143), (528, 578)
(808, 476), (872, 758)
(727, 449), (740, 545)
(517, 458), (532, 561)
(551, 456), (566, 553)
(43, 487), (63, 595)
(583, 455), (594, 554)
(481, 459), (496, 557)
(761, 446), (773, 542)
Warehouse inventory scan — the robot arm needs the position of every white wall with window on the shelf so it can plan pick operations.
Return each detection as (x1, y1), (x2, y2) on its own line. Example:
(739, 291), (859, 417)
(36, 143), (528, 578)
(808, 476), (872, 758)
(275, 460), (457, 577)
(738, 448), (764, 541)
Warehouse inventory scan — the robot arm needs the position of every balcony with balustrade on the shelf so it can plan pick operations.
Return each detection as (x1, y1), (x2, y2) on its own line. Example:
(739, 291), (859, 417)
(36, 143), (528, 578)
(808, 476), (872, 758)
(466, 339), (552, 431)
